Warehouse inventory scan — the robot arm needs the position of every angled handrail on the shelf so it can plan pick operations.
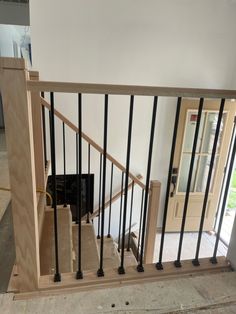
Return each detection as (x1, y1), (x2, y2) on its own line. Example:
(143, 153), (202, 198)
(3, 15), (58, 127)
(90, 174), (142, 220)
(40, 97), (145, 190)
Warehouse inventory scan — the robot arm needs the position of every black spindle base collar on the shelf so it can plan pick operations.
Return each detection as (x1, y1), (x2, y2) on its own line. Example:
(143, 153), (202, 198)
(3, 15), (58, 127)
(86, 218), (90, 224)
(210, 257), (218, 264)
(174, 260), (182, 268)
(97, 268), (104, 277)
(54, 273), (61, 282)
(126, 248), (130, 252)
(76, 270), (83, 279)
(97, 235), (101, 239)
(118, 266), (125, 275)
(137, 264), (144, 272)
(156, 262), (163, 270)
(63, 203), (67, 208)
(192, 259), (200, 266)
(107, 234), (111, 238)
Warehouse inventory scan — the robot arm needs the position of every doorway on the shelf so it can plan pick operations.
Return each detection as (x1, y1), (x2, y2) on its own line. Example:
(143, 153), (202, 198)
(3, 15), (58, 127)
(165, 99), (236, 232)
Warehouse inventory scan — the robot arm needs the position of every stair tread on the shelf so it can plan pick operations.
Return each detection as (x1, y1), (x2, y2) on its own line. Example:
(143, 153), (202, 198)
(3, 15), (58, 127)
(97, 237), (120, 269)
(124, 249), (138, 266)
(72, 223), (100, 271)
(40, 206), (73, 276)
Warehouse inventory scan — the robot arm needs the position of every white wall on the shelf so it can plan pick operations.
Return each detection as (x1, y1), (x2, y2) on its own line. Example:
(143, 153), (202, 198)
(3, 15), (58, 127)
(30, 0), (236, 235)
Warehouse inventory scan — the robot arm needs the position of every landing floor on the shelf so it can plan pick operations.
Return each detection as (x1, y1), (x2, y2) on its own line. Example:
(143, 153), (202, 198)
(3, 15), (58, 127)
(154, 231), (228, 263)
(1, 272), (236, 313)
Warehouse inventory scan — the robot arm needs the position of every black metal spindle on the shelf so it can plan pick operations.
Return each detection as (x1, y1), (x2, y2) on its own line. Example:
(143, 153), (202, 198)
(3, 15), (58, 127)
(118, 95), (134, 274)
(174, 98), (204, 268)
(137, 96), (158, 272)
(76, 93), (83, 279)
(213, 119), (236, 232)
(192, 99), (225, 266)
(107, 163), (114, 238)
(48, 104), (52, 158)
(76, 134), (79, 223)
(97, 94), (109, 277)
(156, 97), (182, 270)
(137, 189), (144, 260)
(62, 122), (67, 207)
(86, 143), (91, 223)
(41, 92), (47, 168)
(210, 116), (236, 264)
(50, 92), (61, 282)
(118, 172), (124, 252)
(127, 181), (134, 251)
(97, 153), (102, 239)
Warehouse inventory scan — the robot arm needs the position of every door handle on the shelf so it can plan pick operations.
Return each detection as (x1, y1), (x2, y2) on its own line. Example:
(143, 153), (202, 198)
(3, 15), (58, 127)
(170, 168), (178, 197)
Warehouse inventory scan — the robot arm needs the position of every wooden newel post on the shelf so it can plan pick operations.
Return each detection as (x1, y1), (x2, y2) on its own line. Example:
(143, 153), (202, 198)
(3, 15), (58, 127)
(0, 57), (40, 291)
(144, 180), (161, 264)
(29, 71), (45, 190)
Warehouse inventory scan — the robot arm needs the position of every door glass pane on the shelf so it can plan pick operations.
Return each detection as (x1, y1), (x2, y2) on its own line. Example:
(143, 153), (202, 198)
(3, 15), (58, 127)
(195, 155), (219, 192)
(183, 111), (206, 153)
(202, 113), (226, 154)
(178, 154), (199, 192)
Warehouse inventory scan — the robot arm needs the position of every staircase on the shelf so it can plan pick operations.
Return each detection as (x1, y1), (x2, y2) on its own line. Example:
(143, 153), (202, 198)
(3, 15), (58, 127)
(1, 57), (234, 297)
(40, 206), (73, 275)
(40, 207), (137, 276)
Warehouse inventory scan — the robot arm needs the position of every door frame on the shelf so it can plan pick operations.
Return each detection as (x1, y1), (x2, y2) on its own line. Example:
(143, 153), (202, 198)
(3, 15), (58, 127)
(165, 99), (236, 232)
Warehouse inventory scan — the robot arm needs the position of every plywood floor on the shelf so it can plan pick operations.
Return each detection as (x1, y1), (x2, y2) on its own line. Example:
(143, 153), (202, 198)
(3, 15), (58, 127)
(1, 272), (236, 313)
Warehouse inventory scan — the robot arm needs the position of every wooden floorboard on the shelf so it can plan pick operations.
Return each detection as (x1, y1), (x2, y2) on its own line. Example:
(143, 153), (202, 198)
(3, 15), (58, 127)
(72, 223), (100, 271)
(40, 206), (73, 275)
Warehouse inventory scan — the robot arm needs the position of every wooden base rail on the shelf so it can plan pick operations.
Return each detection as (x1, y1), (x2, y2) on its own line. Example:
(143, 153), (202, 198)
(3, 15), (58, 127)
(12, 257), (231, 300)
(40, 97), (145, 190)
(27, 80), (236, 99)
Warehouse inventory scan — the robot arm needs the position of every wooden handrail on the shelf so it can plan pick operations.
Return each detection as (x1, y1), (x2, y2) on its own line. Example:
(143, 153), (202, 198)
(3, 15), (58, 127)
(40, 97), (146, 190)
(90, 174), (142, 220)
(28, 80), (236, 99)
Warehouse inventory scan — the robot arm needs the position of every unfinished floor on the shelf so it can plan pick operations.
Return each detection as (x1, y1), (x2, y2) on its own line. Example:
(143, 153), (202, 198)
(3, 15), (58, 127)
(1, 272), (236, 313)
(0, 204), (15, 293)
(154, 231), (228, 263)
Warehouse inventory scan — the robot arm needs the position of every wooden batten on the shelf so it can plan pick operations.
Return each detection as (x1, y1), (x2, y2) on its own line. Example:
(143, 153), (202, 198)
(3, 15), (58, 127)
(0, 57), (40, 291)
(144, 180), (161, 264)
